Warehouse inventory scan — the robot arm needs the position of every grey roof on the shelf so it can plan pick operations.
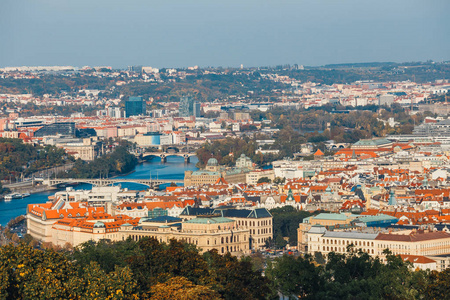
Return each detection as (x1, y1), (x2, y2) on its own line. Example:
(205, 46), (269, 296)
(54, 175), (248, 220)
(185, 217), (234, 224)
(213, 208), (272, 219)
(141, 216), (182, 223)
(437, 119), (450, 125)
(355, 214), (398, 223)
(180, 207), (214, 216)
(322, 231), (378, 240)
(308, 225), (327, 234)
(353, 138), (392, 147)
(313, 213), (357, 221)
(191, 170), (220, 176)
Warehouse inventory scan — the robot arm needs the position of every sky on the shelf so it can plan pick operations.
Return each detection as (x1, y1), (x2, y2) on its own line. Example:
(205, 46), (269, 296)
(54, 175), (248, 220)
(1, 0), (449, 68)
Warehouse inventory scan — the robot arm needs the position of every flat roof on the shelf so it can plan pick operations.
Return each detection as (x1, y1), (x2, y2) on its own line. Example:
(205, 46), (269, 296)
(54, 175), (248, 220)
(185, 217), (234, 224)
(323, 231), (379, 240)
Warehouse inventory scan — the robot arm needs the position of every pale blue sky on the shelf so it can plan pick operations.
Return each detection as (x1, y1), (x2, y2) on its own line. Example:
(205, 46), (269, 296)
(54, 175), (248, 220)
(1, 0), (449, 68)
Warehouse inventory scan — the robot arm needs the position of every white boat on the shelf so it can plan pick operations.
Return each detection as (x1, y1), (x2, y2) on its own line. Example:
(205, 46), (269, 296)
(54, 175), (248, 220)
(22, 193), (31, 198)
(4, 193), (23, 201)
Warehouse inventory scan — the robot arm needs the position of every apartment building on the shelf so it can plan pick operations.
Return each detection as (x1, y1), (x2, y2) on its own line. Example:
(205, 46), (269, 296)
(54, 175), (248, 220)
(307, 227), (450, 258)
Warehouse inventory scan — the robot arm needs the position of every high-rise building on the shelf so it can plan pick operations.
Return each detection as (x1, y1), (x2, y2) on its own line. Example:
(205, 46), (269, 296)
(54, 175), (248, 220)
(193, 101), (201, 117)
(179, 96), (194, 117)
(125, 96), (146, 117)
(107, 107), (123, 118)
(128, 65), (142, 73)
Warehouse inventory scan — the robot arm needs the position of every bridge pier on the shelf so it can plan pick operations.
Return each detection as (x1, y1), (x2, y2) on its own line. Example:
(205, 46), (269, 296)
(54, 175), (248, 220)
(160, 155), (167, 163)
(184, 156), (190, 164)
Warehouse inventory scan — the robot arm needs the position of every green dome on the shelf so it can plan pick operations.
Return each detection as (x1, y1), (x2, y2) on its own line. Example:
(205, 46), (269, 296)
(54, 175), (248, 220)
(207, 158), (218, 166)
(93, 221), (105, 228)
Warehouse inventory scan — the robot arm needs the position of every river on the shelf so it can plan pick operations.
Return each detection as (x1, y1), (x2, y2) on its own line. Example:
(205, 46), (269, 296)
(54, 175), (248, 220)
(0, 156), (198, 226)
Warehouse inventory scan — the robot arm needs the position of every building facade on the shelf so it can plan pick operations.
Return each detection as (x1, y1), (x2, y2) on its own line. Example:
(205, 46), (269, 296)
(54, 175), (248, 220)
(125, 96), (146, 117)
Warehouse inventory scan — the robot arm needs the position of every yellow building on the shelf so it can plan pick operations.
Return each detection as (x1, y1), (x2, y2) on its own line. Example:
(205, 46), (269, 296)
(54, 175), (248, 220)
(120, 216), (250, 255)
(298, 213), (358, 251)
(181, 207), (273, 250)
(184, 158), (221, 186)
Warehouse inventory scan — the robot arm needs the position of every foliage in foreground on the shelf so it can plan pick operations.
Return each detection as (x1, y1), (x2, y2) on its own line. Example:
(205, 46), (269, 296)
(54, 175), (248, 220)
(266, 250), (443, 300)
(3, 238), (450, 300)
(0, 238), (270, 300)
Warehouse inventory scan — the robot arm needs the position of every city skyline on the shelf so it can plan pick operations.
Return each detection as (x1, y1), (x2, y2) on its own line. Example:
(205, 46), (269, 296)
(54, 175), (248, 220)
(1, 0), (449, 68)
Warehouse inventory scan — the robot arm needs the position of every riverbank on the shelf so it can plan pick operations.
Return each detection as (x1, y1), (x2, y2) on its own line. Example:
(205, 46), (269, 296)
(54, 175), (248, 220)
(13, 185), (58, 195)
(5, 182), (58, 195)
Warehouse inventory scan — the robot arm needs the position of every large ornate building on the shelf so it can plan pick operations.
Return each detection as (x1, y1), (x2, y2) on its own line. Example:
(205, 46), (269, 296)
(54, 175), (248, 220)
(180, 207), (273, 250)
(120, 215), (250, 255)
(184, 158), (221, 186)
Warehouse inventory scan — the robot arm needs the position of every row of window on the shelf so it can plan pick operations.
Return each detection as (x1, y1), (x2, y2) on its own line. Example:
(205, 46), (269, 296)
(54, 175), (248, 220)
(251, 228), (271, 235)
(221, 244), (246, 253)
(236, 219), (271, 227)
(323, 246), (375, 255)
(207, 235), (245, 245)
(128, 234), (246, 246)
(320, 238), (374, 247)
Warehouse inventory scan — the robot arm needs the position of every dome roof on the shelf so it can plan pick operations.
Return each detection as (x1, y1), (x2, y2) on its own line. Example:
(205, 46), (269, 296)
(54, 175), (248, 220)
(93, 221), (105, 228)
(207, 158), (218, 166)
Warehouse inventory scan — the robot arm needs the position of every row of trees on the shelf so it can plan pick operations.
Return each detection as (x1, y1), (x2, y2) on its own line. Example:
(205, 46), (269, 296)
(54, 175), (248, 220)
(0, 138), (73, 183)
(266, 249), (450, 299)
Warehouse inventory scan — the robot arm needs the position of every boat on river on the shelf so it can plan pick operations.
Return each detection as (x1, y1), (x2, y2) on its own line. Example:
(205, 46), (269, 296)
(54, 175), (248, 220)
(4, 193), (23, 201)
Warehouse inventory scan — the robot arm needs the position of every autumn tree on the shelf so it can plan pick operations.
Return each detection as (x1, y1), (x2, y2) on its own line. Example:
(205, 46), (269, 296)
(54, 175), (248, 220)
(150, 277), (221, 300)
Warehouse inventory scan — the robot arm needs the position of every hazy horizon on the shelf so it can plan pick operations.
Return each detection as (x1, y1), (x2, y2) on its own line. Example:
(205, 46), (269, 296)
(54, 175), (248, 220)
(1, 0), (449, 69)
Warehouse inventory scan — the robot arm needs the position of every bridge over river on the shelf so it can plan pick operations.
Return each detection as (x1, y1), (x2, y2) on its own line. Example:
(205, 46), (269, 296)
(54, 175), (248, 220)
(138, 152), (197, 163)
(42, 178), (183, 188)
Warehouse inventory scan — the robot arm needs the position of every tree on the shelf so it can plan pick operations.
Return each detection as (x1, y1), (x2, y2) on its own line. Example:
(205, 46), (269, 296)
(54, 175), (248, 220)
(266, 254), (323, 299)
(72, 239), (139, 273)
(273, 177), (286, 185)
(270, 206), (313, 246)
(424, 269), (450, 299)
(150, 277), (221, 300)
(126, 238), (210, 297)
(275, 233), (287, 249)
(203, 250), (271, 300)
(257, 177), (271, 184)
(67, 262), (138, 300)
